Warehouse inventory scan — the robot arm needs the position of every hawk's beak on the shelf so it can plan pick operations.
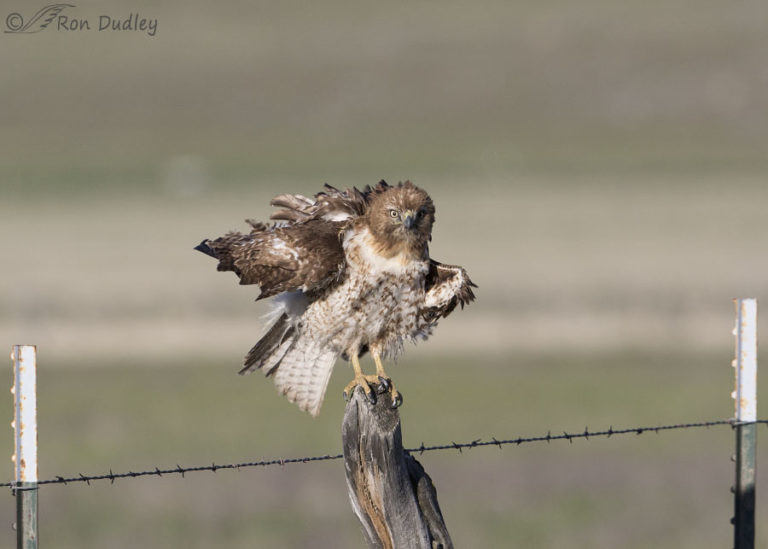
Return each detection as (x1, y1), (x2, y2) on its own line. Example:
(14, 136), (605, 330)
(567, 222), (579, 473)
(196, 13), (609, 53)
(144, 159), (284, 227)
(402, 210), (416, 230)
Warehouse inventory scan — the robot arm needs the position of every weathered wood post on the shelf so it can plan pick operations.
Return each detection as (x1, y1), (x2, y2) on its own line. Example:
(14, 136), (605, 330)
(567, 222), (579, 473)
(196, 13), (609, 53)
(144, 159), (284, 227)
(342, 386), (452, 549)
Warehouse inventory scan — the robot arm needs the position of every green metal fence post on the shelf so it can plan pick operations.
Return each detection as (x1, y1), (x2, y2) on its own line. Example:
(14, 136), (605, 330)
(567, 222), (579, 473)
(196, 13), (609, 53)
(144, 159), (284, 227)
(15, 484), (38, 549)
(732, 299), (757, 549)
(11, 345), (38, 549)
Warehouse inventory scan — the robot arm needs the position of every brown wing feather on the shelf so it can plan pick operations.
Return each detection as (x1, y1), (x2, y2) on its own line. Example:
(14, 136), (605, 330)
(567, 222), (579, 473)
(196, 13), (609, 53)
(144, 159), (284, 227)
(270, 184), (369, 224)
(197, 218), (346, 299)
(423, 259), (477, 321)
(196, 182), (380, 300)
(268, 180), (410, 225)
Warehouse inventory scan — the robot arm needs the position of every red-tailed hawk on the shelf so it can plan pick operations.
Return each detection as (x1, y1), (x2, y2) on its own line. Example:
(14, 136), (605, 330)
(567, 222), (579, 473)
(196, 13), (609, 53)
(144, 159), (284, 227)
(195, 181), (476, 416)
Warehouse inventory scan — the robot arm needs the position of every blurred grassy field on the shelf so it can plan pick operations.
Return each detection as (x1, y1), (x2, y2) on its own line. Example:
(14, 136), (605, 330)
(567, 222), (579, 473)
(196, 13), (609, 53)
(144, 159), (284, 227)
(1, 0), (767, 547)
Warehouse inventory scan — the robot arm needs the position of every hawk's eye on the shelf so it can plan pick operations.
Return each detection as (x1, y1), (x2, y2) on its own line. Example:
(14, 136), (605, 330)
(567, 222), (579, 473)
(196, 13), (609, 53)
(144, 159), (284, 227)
(416, 208), (426, 218)
(389, 209), (399, 218)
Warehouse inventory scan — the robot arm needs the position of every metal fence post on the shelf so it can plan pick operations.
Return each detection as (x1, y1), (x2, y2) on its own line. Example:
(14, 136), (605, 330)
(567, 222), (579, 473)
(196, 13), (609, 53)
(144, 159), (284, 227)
(11, 345), (38, 549)
(732, 299), (757, 549)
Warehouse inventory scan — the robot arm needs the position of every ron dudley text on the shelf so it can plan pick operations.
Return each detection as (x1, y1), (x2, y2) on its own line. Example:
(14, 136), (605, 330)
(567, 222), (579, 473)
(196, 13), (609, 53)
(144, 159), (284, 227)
(58, 14), (158, 36)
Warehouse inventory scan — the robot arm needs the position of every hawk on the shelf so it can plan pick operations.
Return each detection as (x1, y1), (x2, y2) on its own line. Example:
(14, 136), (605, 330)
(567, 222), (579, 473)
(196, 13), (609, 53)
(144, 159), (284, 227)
(195, 180), (476, 416)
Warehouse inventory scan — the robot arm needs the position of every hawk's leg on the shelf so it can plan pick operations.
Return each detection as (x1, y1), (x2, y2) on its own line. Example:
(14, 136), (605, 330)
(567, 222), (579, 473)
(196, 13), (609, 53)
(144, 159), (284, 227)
(343, 353), (381, 404)
(372, 350), (403, 408)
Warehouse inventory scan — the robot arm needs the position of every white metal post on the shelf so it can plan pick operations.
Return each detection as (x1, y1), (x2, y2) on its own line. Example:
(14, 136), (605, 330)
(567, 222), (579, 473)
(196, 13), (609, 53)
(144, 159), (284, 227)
(11, 345), (38, 549)
(732, 299), (757, 549)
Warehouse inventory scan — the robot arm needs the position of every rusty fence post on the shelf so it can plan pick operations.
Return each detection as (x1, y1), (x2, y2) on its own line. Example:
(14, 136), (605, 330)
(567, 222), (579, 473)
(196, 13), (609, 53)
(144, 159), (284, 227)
(11, 345), (38, 549)
(732, 299), (757, 549)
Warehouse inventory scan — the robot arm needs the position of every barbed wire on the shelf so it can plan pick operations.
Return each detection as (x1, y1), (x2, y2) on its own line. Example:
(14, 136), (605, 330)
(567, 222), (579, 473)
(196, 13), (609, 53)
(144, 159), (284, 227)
(3, 418), (766, 489)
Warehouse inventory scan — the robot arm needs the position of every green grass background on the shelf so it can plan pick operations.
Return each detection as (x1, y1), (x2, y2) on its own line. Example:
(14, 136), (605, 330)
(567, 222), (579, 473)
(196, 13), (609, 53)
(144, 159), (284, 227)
(1, 0), (767, 547)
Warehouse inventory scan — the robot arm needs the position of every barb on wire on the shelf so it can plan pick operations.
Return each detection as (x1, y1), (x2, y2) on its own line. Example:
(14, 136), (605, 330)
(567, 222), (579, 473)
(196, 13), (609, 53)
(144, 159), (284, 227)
(2, 419), (765, 489)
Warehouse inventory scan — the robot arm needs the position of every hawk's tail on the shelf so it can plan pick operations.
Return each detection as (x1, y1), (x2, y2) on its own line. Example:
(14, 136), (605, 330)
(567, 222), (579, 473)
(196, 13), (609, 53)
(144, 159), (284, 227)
(240, 313), (337, 417)
(240, 313), (295, 376)
(271, 340), (337, 417)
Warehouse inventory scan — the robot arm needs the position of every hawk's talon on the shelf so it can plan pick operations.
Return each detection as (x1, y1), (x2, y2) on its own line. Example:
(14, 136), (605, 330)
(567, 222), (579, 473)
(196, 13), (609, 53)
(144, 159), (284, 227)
(343, 374), (382, 405)
(391, 390), (403, 408)
(376, 376), (390, 393)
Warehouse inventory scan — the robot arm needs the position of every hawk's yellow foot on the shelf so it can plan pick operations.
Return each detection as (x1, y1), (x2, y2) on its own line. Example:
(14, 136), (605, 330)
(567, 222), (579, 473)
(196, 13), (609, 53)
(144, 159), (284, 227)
(343, 353), (378, 404)
(342, 353), (403, 408)
(373, 351), (403, 409)
(343, 374), (386, 404)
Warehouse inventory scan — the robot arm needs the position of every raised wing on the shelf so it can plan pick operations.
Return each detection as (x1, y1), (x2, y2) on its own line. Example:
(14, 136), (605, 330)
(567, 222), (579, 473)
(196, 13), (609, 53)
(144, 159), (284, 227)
(270, 184), (368, 224)
(195, 218), (346, 299)
(423, 260), (477, 321)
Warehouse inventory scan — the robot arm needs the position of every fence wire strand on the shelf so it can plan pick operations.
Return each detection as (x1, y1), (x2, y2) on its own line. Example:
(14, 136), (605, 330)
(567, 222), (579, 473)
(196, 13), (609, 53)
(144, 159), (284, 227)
(3, 418), (766, 489)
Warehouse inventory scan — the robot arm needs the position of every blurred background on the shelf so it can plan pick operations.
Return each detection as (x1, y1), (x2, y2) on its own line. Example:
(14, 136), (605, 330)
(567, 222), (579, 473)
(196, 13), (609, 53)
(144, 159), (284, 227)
(1, 0), (767, 547)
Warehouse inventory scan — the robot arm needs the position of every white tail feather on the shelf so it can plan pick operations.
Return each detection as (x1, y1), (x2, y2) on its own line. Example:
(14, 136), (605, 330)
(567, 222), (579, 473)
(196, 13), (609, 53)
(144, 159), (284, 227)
(272, 339), (338, 417)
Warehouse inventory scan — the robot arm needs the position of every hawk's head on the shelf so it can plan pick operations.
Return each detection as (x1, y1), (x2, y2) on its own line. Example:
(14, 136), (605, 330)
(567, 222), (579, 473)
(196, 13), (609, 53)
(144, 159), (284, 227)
(366, 181), (435, 258)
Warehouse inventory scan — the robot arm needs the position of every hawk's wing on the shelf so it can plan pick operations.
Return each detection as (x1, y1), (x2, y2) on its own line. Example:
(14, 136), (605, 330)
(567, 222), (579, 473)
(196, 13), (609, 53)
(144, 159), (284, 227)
(196, 185), (378, 299)
(270, 184), (368, 223)
(196, 185), (375, 299)
(423, 259), (477, 321)
(196, 218), (347, 300)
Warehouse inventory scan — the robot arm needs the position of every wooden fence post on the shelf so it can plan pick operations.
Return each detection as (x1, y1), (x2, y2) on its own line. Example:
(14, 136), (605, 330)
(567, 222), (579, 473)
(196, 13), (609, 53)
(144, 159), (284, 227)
(342, 386), (453, 549)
